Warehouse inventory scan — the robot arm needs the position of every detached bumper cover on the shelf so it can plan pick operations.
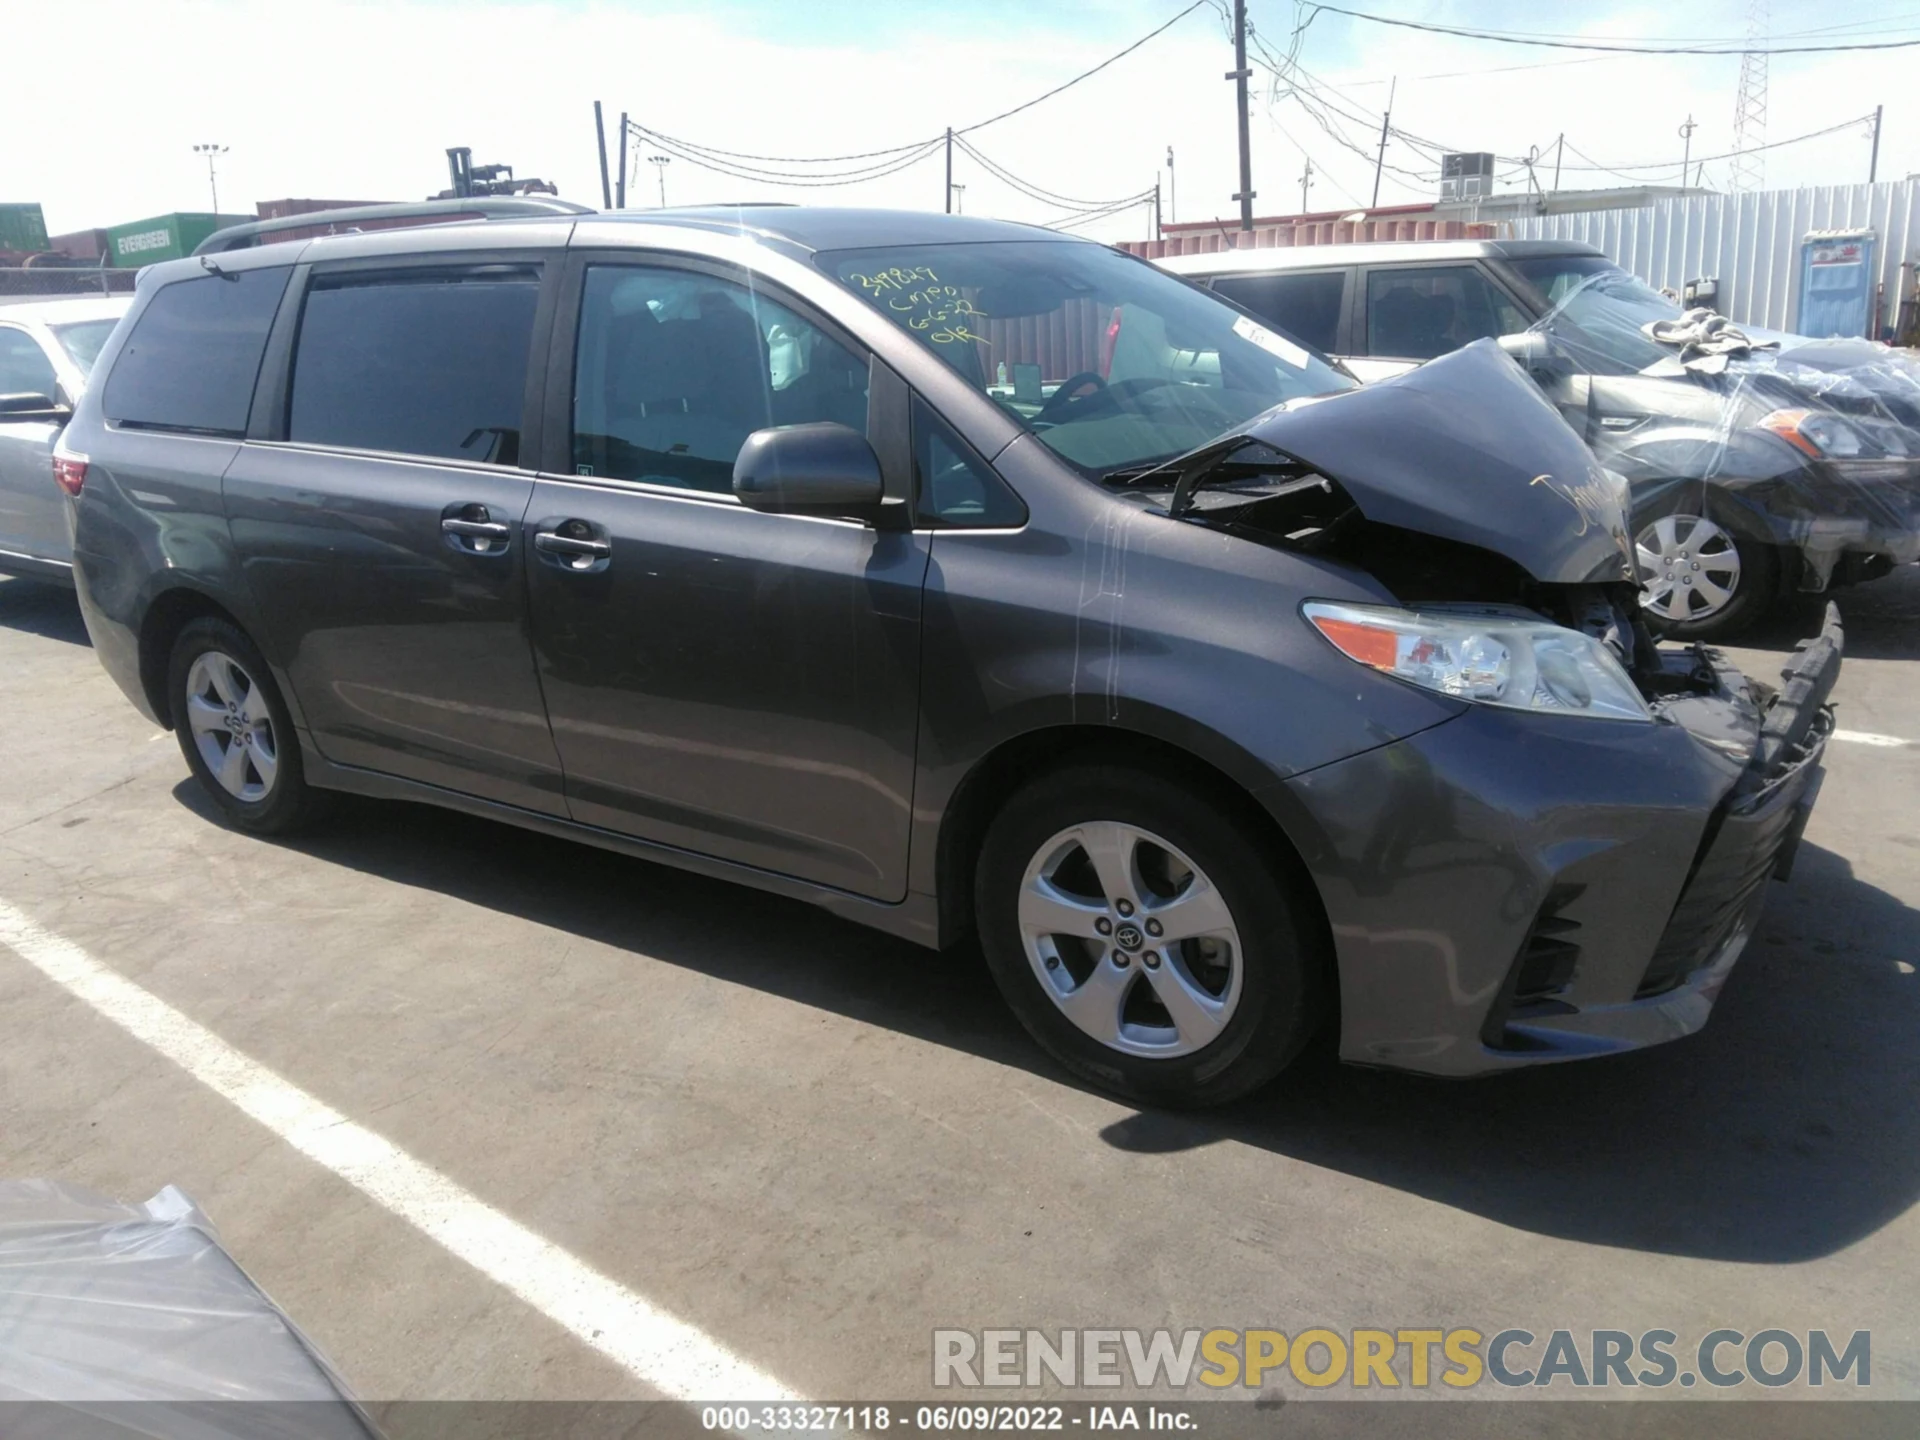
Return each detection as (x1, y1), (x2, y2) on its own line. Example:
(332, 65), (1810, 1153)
(1286, 606), (1841, 1077)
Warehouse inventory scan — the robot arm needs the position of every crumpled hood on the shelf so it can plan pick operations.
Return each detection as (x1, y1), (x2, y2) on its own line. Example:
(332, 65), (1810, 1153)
(1238, 340), (1636, 585)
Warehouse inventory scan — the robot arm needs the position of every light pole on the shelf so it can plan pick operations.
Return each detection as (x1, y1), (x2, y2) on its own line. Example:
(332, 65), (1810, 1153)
(1166, 145), (1175, 224)
(193, 143), (229, 214)
(650, 154), (670, 207)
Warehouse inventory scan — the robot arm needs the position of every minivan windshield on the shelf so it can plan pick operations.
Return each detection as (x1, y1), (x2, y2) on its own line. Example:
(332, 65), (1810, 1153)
(819, 241), (1351, 475)
(1507, 255), (1684, 375)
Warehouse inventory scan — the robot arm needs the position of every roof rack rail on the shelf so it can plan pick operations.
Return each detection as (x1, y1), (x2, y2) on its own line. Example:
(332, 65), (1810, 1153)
(193, 197), (595, 256)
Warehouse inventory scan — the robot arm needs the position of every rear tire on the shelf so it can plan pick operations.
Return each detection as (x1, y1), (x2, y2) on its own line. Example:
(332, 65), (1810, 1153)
(1632, 492), (1781, 641)
(168, 617), (328, 836)
(975, 764), (1326, 1108)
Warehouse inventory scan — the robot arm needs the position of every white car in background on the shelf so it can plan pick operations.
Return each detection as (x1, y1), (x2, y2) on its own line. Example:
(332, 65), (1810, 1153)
(0, 296), (129, 585)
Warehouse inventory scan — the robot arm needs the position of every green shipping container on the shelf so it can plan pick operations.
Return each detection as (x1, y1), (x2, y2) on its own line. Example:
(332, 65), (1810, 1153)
(0, 203), (51, 253)
(104, 212), (254, 267)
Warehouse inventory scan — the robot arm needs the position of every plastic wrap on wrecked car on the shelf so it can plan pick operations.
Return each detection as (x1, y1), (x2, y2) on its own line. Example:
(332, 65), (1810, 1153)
(1521, 282), (1920, 599)
(0, 1179), (379, 1437)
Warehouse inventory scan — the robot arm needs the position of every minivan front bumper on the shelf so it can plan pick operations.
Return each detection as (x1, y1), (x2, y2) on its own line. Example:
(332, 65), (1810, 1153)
(1282, 611), (1838, 1077)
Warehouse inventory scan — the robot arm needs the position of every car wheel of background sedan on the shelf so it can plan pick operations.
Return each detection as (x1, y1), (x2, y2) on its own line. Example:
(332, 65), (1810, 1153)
(976, 764), (1326, 1108)
(1633, 497), (1780, 641)
(168, 616), (328, 836)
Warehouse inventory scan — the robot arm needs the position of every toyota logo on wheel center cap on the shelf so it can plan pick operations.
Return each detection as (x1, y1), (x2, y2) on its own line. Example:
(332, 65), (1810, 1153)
(1113, 923), (1144, 951)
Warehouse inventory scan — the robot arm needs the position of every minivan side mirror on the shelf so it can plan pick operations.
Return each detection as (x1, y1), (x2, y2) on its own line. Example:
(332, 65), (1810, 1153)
(734, 422), (886, 520)
(0, 392), (72, 422)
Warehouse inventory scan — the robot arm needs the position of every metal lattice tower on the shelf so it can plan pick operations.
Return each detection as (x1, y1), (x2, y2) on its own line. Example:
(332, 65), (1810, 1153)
(1730, 0), (1769, 192)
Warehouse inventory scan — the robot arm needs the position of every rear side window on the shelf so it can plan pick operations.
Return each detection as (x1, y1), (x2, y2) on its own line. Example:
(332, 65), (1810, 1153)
(1364, 265), (1529, 361)
(102, 267), (290, 435)
(1209, 271), (1346, 355)
(289, 268), (540, 465)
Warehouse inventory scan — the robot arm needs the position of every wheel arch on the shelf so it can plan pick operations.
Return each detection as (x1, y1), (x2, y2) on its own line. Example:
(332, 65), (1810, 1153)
(933, 722), (1336, 984)
(137, 586), (253, 729)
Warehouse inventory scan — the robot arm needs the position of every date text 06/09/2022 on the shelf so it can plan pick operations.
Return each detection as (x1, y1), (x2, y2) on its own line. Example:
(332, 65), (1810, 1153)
(700, 1406), (1197, 1432)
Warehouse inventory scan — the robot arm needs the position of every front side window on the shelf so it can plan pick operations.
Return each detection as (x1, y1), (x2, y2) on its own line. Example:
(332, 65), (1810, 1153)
(1209, 270), (1346, 354)
(289, 268), (540, 465)
(572, 265), (870, 493)
(913, 396), (1025, 528)
(1364, 265), (1530, 361)
(101, 267), (291, 436)
(0, 327), (57, 399)
(820, 241), (1350, 478)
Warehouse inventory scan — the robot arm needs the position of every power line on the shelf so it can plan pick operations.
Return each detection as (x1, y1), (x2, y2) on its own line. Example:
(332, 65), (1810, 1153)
(1301, 3), (1920, 54)
(957, 0), (1211, 136)
(1556, 111), (1876, 178)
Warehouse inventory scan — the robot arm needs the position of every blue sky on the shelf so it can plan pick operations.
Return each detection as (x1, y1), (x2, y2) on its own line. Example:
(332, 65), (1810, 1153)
(6, 1), (1916, 238)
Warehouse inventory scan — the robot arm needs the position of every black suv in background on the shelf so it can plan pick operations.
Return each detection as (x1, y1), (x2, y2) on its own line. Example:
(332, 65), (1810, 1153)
(60, 206), (1835, 1105)
(1163, 239), (1920, 640)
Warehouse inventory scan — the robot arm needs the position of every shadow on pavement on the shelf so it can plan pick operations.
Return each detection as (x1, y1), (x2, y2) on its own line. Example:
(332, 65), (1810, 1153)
(0, 577), (88, 647)
(1734, 563), (1920, 661)
(173, 768), (1920, 1268)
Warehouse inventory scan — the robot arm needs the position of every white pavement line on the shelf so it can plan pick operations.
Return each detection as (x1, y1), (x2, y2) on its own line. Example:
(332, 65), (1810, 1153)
(1833, 729), (1911, 748)
(0, 897), (798, 1405)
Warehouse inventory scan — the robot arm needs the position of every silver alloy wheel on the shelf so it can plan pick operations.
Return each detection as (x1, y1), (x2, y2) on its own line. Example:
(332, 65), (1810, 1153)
(1017, 820), (1243, 1058)
(183, 650), (279, 803)
(1635, 512), (1743, 623)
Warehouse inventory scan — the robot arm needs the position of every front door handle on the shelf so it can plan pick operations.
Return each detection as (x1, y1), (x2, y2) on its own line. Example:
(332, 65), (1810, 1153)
(534, 531), (612, 558)
(441, 504), (512, 555)
(533, 521), (613, 572)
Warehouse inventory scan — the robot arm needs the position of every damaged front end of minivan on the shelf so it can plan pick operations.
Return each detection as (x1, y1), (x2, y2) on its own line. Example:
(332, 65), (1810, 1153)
(1125, 342), (1840, 1074)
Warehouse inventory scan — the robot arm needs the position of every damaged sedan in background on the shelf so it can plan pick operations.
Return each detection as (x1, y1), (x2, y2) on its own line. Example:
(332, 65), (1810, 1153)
(68, 212), (1838, 1108)
(1501, 254), (1920, 639)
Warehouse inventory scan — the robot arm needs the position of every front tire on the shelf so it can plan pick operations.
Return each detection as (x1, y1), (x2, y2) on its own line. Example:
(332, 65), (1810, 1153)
(168, 617), (327, 835)
(975, 764), (1326, 1108)
(1633, 495), (1781, 641)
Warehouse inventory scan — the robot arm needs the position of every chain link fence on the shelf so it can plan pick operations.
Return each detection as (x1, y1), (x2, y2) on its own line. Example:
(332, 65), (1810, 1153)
(0, 267), (138, 304)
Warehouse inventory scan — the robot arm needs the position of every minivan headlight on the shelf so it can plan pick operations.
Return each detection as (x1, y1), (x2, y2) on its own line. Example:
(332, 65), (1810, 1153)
(1304, 601), (1652, 722)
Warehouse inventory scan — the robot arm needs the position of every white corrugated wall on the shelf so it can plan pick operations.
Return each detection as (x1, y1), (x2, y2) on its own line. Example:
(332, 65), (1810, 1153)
(1504, 180), (1920, 336)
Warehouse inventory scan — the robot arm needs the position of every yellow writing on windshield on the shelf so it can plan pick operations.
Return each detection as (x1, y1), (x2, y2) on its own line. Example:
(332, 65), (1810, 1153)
(849, 267), (989, 344)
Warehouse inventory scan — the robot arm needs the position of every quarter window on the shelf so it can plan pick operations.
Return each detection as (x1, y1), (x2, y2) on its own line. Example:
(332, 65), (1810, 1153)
(1365, 265), (1530, 361)
(1209, 271), (1345, 355)
(912, 397), (1025, 528)
(0, 327), (57, 399)
(288, 268), (540, 465)
(571, 265), (869, 493)
(101, 267), (290, 435)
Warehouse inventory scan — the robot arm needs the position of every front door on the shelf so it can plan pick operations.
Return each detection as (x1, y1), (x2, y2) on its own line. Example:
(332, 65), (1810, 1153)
(524, 259), (927, 900)
(224, 260), (567, 813)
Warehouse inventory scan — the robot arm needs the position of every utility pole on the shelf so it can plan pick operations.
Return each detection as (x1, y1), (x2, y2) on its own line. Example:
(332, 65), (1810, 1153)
(1870, 104), (1883, 183)
(1154, 175), (1162, 240)
(1299, 156), (1313, 215)
(615, 112), (629, 209)
(1553, 133), (1564, 192)
(1369, 78), (1395, 208)
(951, 184), (965, 214)
(1166, 146), (1176, 224)
(1228, 0), (1255, 230)
(945, 128), (954, 214)
(650, 155), (670, 207)
(1678, 115), (1696, 187)
(593, 101), (612, 209)
(192, 144), (228, 214)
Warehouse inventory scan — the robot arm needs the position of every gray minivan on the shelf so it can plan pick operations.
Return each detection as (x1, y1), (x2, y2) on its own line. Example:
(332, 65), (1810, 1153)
(60, 205), (1835, 1105)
